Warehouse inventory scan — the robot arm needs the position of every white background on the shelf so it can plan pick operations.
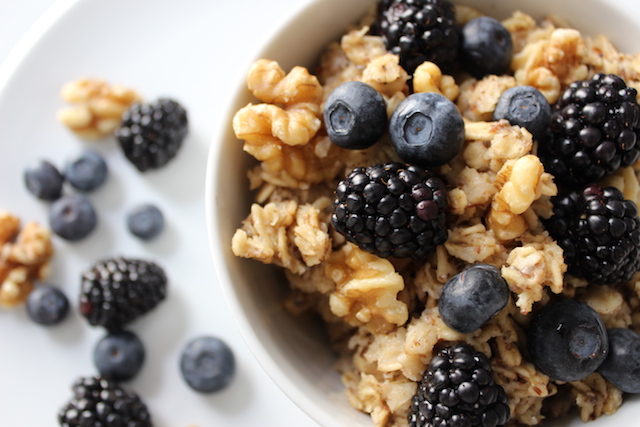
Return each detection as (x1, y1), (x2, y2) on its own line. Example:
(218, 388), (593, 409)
(0, 0), (322, 426)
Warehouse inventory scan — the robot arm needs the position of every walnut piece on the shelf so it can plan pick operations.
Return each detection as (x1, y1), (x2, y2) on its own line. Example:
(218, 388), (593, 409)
(0, 213), (54, 308)
(57, 78), (141, 139)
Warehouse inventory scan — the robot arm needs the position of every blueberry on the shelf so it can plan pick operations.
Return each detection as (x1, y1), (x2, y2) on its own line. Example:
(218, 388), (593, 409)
(598, 328), (640, 393)
(438, 264), (510, 333)
(461, 16), (513, 79)
(527, 299), (608, 382)
(65, 149), (108, 192)
(94, 330), (145, 381)
(24, 160), (64, 200)
(493, 85), (551, 141)
(26, 285), (69, 326)
(389, 92), (464, 167)
(323, 81), (387, 150)
(49, 194), (97, 241)
(127, 204), (164, 240)
(180, 336), (235, 393)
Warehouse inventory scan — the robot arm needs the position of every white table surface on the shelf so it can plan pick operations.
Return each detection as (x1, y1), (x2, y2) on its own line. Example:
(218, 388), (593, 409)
(0, 0), (321, 426)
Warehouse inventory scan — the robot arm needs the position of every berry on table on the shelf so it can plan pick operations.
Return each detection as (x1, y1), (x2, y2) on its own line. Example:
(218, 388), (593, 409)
(527, 299), (608, 382)
(439, 264), (510, 333)
(24, 159), (64, 200)
(126, 204), (165, 240)
(408, 343), (510, 427)
(26, 284), (69, 326)
(544, 183), (640, 284)
(115, 98), (188, 172)
(460, 16), (513, 79)
(598, 328), (640, 393)
(93, 330), (145, 382)
(58, 376), (152, 427)
(492, 85), (551, 141)
(323, 81), (388, 150)
(332, 162), (449, 260)
(389, 92), (464, 167)
(65, 149), (108, 192)
(180, 336), (235, 393)
(79, 256), (167, 331)
(374, 0), (460, 75)
(48, 194), (97, 241)
(539, 73), (640, 188)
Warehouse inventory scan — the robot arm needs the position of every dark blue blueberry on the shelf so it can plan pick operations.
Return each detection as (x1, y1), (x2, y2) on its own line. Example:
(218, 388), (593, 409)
(26, 284), (69, 326)
(438, 264), (510, 333)
(93, 330), (145, 381)
(598, 328), (640, 393)
(24, 160), (64, 200)
(527, 299), (608, 382)
(65, 150), (108, 192)
(493, 85), (551, 141)
(127, 204), (164, 240)
(180, 336), (235, 393)
(460, 16), (513, 79)
(323, 81), (387, 149)
(48, 194), (97, 241)
(389, 92), (464, 167)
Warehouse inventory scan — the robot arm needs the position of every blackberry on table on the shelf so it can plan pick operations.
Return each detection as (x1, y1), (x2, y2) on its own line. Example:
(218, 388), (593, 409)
(409, 343), (510, 427)
(332, 162), (449, 260)
(373, 0), (460, 75)
(58, 376), (151, 427)
(539, 73), (640, 188)
(545, 183), (640, 284)
(79, 256), (167, 331)
(115, 98), (188, 172)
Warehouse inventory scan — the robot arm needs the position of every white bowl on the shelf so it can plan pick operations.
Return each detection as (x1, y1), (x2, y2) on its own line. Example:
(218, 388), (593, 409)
(206, 0), (640, 426)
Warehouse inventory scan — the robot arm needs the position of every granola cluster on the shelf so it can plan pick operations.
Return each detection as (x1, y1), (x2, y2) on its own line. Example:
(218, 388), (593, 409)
(0, 211), (54, 307)
(230, 6), (640, 427)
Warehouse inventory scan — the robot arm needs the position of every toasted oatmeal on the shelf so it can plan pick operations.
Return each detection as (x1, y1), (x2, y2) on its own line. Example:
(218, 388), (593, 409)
(230, 4), (640, 427)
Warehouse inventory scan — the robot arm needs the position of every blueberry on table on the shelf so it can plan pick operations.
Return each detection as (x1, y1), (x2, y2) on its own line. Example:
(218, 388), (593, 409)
(26, 284), (69, 326)
(24, 159), (64, 200)
(438, 264), (510, 333)
(323, 81), (387, 150)
(493, 85), (551, 141)
(180, 336), (235, 393)
(48, 194), (97, 241)
(527, 299), (608, 382)
(598, 328), (640, 393)
(461, 16), (513, 79)
(127, 204), (165, 240)
(389, 92), (464, 167)
(65, 149), (108, 191)
(94, 330), (145, 381)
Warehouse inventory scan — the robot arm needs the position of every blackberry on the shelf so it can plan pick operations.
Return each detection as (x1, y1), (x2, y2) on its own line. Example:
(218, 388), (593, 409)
(539, 73), (640, 188)
(58, 376), (151, 427)
(79, 256), (167, 331)
(115, 98), (188, 172)
(409, 343), (510, 427)
(332, 162), (448, 260)
(545, 183), (640, 284)
(373, 0), (460, 75)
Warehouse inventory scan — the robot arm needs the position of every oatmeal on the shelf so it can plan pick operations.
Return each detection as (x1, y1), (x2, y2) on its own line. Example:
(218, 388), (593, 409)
(231, 2), (640, 426)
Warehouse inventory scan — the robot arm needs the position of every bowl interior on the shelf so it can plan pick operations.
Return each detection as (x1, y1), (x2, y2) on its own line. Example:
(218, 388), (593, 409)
(206, 0), (640, 426)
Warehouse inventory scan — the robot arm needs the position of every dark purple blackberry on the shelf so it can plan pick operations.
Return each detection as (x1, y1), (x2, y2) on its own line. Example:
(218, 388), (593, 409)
(539, 73), (640, 188)
(115, 98), (188, 172)
(58, 376), (151, 427)
(79, 256), (167, 331)
(545, 184), (640, 284)
(332, 162), (448, 260)
(409, 343), (510, 427)
(373, 0), (460, 75)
